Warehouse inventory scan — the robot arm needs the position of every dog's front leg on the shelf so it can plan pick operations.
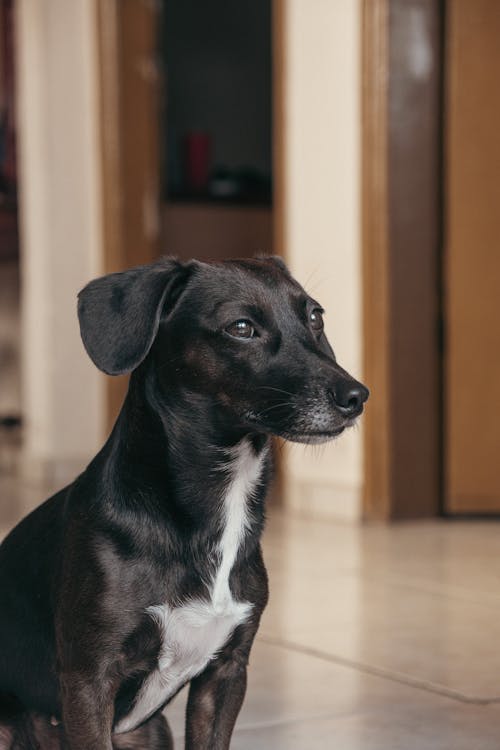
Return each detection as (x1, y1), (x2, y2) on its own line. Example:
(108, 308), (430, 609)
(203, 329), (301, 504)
(185, 654), (248, 750)
(59, 671), (116, 750)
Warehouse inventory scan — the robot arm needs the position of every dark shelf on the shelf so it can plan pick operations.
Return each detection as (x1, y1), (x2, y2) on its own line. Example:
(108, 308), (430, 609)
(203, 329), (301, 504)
(167, 190), (272, 208)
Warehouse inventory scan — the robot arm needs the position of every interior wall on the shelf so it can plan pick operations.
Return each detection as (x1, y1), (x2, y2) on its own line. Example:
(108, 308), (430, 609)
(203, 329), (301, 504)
(15, 0), (105, 485)
(282, 0), (363, 521)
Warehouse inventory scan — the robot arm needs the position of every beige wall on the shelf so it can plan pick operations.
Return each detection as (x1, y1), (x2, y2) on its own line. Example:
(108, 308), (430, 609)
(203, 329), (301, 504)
(16, 0), (105, 484)
(282, 0), (363, 521)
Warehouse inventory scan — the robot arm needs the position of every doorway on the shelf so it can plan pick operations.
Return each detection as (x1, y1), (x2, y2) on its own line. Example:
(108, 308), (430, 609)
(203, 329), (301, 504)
(160, 0), (273, 262)
(362, 0), (500, 519)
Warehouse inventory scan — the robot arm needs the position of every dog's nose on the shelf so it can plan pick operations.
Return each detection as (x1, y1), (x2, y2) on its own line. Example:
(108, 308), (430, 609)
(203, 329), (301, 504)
(330, 381), (369, 417)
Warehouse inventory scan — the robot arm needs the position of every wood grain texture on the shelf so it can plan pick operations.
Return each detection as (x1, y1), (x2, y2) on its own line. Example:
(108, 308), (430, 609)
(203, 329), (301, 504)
(362, 0), (442, 519)
(272, 0), (286, 258)
(362, 0), (391, 519)
(445, 0), (500, 512)
(386, 0), (442, 518)
(97, 0), (161, 429)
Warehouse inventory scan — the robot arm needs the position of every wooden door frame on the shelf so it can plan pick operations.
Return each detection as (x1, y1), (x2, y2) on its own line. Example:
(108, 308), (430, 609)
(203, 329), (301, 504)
(362, 0), (444, 519)
(96, 0), (162, 429)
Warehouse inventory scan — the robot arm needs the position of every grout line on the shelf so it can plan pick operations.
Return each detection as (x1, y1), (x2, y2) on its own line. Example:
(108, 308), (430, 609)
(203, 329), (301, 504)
(258, 636), (500, 706)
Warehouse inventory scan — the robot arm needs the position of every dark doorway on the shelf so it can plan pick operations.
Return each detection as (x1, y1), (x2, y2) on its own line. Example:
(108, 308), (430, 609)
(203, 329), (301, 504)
(159, 0), (273, 261)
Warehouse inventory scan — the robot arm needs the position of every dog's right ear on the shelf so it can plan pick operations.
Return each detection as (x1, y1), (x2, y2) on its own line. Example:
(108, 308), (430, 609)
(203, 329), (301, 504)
(78, 258), (195, 375)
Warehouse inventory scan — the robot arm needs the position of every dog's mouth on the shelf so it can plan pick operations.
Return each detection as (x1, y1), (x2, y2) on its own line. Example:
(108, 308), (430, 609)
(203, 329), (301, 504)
(243, 412), (356, 444)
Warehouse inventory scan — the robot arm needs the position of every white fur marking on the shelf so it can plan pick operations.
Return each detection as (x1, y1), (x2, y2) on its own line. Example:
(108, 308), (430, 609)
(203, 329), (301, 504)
(115, 439), (266, 734)
(212, 439), (264, 610)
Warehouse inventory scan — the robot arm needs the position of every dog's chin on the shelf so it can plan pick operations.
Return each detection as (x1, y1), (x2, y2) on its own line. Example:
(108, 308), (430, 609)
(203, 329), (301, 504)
(247, 423), (352, 445)
(243, 412), (357, 444)
(281, 426), (346, 445)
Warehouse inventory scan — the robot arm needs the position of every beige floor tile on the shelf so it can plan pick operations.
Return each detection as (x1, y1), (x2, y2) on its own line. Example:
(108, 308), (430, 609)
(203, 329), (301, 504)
(166, 640), (500, 749)
(230, 704), (500, 750)
(259, 512), (500, 700)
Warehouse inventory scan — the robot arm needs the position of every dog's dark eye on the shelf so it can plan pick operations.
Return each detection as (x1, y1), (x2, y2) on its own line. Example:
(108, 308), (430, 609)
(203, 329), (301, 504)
(310, 308), (324, 332)
(225, 320), (256, 339)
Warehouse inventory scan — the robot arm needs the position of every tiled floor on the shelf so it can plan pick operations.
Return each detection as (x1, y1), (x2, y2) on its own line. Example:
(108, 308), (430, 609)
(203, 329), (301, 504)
(2, 478), (500, 748)
(167, 513), (500, 748)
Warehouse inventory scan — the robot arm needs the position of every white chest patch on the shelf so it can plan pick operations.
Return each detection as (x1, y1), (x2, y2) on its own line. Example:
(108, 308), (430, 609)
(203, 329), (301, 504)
(115, 439), (266, 734)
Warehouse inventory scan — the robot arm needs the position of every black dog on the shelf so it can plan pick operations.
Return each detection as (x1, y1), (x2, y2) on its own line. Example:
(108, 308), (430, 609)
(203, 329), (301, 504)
(0, 257), (368, 749)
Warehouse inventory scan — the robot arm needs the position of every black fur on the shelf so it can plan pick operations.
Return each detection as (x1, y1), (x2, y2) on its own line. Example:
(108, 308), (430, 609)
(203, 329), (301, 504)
(0, 256), (368, 749)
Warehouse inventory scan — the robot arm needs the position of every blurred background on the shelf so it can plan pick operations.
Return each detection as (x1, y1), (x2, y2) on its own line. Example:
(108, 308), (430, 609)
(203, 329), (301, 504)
(1, 0), (499, 523)
(1, 1), (500, 747)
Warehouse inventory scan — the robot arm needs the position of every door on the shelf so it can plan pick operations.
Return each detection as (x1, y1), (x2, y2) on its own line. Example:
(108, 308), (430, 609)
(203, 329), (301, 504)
(444, 0), (500, 512)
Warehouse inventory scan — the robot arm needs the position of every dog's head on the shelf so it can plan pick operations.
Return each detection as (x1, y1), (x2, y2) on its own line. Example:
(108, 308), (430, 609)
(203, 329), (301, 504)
(78, 257), (368, 444)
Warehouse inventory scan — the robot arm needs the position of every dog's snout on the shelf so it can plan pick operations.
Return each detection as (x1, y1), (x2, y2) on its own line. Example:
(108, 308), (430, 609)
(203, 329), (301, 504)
(330, 381), (369, 417)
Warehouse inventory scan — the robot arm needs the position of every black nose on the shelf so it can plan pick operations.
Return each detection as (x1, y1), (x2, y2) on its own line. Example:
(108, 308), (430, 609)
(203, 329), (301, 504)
(331, 380), (369, 417)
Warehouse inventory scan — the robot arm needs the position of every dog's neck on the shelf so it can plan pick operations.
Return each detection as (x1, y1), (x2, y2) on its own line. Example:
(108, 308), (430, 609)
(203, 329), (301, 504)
(102, 367), (272, 530)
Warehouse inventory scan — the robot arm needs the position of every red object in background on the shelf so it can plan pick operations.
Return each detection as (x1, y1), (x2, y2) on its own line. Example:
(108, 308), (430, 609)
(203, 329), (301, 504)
(183, 132), (211, 193)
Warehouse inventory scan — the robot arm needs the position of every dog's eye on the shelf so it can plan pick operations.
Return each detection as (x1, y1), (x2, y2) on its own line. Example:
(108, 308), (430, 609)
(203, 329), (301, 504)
(225, 319), (256, 339)
(310, 308), (324, 332)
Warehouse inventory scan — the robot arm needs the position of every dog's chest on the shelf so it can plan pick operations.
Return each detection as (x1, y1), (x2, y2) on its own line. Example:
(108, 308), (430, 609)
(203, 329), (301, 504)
(115, 597), (251, 734)
(115, 439), (266, 734)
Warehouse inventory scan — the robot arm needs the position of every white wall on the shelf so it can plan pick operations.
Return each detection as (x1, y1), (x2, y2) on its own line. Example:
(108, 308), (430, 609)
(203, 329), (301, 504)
(282, 0), (363, 521)
(16, 0), (105, 484)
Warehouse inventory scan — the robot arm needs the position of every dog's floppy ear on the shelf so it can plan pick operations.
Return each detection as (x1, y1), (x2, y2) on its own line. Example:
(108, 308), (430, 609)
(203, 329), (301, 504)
(78, 258), (194, 375)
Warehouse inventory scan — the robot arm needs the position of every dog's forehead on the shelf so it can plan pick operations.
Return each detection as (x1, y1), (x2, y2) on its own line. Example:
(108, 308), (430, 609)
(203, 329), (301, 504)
(186, 259), (305, 312)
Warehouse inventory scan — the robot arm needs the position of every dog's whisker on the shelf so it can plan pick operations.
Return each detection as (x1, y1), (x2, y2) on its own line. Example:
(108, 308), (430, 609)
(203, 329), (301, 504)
(254, 401), (295, 417)
(255, 385), (295, 397)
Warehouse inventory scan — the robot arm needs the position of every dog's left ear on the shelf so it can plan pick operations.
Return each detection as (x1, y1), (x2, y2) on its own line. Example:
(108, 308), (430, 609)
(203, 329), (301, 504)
(78, 258), (195, 375)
